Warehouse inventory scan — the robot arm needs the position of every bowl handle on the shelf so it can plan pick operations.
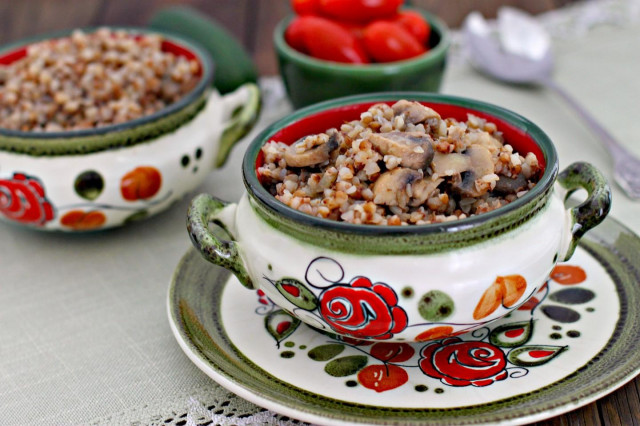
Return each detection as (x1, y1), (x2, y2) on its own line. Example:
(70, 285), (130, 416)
(557, 161), (612, 261)
(187, 193), (254, 289)
(214, 82), (261, 168)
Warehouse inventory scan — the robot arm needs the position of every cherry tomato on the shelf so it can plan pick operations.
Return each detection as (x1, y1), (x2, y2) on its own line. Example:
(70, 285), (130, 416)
(393, 11), (431, 45)
(363, 21), (426, 62)
(291, 0), (321, 15)
(285, 16), (309, 53)
(300, 16), (370, 64)
(336, 20), (366, 40)
(319, 0), (403, 23)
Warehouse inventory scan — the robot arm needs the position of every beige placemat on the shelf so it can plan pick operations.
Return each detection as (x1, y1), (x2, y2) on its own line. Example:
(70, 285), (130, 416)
(1, 1), (639, 424)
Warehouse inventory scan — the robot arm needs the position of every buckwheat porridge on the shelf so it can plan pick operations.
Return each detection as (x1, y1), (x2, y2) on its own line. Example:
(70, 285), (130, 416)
(258, 100), (540, 225)
(0, 28), (200, 132)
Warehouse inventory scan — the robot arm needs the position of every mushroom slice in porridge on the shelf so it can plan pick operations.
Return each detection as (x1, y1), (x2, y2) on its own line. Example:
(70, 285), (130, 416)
(369, 131), (434, 170)
(283, 130), (342, 168)
(372, 168), (423, 207)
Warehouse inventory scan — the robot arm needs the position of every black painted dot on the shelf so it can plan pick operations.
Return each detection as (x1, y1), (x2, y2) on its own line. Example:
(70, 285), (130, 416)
(181, 155), (190, 167)
(346, 380), (358, 387)
(74, 170), (104, 200)
(401, 287), (414, 298)
(586, 307), (595, 312)
(299, 345), (307, 350)
(550, 288), (595, 304)
(280, 351), (295, 359)
(541, 305), (581, 323)
(284, 341), (295, 348)
(268, 264), (273, 271)
(567, 330), (581, 338)
(415, 385), (428, 392)
(552, 325), (562, 331)
(435, 388), (444, 394)
(550, 333), (562, 340)
(553, 253), (558, 263)
(193, 166), (199, 174)
(195, 148), (203, 159)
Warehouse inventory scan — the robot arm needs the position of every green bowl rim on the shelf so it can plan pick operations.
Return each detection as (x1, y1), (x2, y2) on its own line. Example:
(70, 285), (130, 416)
(242, 92), (559, 236)
(273, 7), (451, 75)
(0, 26), (214, 140)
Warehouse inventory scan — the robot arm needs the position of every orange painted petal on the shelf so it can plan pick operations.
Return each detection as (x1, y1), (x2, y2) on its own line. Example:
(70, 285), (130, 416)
(500, 275), (527, 307)
(551, 265), (587, 285)
(415, 325), (454, 342)
(473, 281), (502, 320)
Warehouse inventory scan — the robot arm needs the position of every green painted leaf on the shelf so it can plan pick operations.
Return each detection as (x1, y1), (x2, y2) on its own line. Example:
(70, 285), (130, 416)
(276, 278), (318, 310)
(489, 320), (534, 348)
(308, 344), (345, 362)
(265, 310), (300, 347)
(324, 355), (368, 377)
(124, 210), (149, 223)
(508, 345), (567, 367)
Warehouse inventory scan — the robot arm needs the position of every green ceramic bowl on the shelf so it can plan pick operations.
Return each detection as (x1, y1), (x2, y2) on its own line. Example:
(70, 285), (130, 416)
(274, 8), (451, 109)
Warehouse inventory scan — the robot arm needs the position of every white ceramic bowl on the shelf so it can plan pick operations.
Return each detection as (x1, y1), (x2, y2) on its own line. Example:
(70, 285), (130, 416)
(0, 28), (260, 231)
(187, 93), (611, 342)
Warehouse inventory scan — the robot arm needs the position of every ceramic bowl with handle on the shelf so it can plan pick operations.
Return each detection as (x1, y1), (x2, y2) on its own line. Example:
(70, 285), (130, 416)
(0, 26), (260, 231)
(274, 7), (451, 109)
(187, 92), (611, 343)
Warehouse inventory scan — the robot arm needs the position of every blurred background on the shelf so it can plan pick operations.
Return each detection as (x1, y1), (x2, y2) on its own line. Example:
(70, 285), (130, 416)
(0, 0), (580, 76)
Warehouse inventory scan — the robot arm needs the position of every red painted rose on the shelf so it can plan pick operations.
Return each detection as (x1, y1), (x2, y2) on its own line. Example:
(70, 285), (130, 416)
(0, 173), (54, 225)
(319, 276), (408, 340)
(419, 337), (508, 387)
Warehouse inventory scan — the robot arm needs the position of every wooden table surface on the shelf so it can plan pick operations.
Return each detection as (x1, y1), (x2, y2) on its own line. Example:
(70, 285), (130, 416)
(1, 1), (637, 425)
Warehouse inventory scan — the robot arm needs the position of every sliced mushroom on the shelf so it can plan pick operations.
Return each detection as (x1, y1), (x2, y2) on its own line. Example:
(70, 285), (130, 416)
(392, 100), (441, 125)
(463, 130), (503, 154)
(493, 173), (527, 195)
(369, 131), (434, 170)
(432, 152), (471, 176)
(283, 131), (341, 168)
(410, 177), (444, 206)
(452, 145), (495, 197)
(372, 167), (421, 207)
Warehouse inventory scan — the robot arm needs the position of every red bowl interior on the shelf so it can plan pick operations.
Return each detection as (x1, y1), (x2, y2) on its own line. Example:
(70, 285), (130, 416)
(256, 101), (546, 174)
(0, 34), (202, 77)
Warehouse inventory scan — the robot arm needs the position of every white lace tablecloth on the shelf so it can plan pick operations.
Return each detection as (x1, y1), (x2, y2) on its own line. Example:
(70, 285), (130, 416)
(1, 1), (640, 424)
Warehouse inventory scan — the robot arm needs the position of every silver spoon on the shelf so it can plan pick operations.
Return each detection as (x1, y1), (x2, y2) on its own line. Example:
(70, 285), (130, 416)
(464, 8), (640, 199)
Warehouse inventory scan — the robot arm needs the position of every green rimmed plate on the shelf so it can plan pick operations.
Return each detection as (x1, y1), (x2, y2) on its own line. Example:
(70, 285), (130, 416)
(167, 217), (640, 425)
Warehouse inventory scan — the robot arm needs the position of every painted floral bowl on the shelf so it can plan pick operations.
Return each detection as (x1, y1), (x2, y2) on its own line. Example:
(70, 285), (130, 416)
(274, 7), (450, 108)
(187, 92), (611, 343)
(0, 27), (260, 231)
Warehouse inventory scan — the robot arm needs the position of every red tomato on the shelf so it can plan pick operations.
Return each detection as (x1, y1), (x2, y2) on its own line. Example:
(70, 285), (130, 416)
(285, 17), (309, 53)
(319, 0), (403, 23)
(336, 20), (366, 40)
(301, 16), (370, 64)
(291, 0), (321, 15)
(393, 11), (431, 45)
(363, 21), (426, 62)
